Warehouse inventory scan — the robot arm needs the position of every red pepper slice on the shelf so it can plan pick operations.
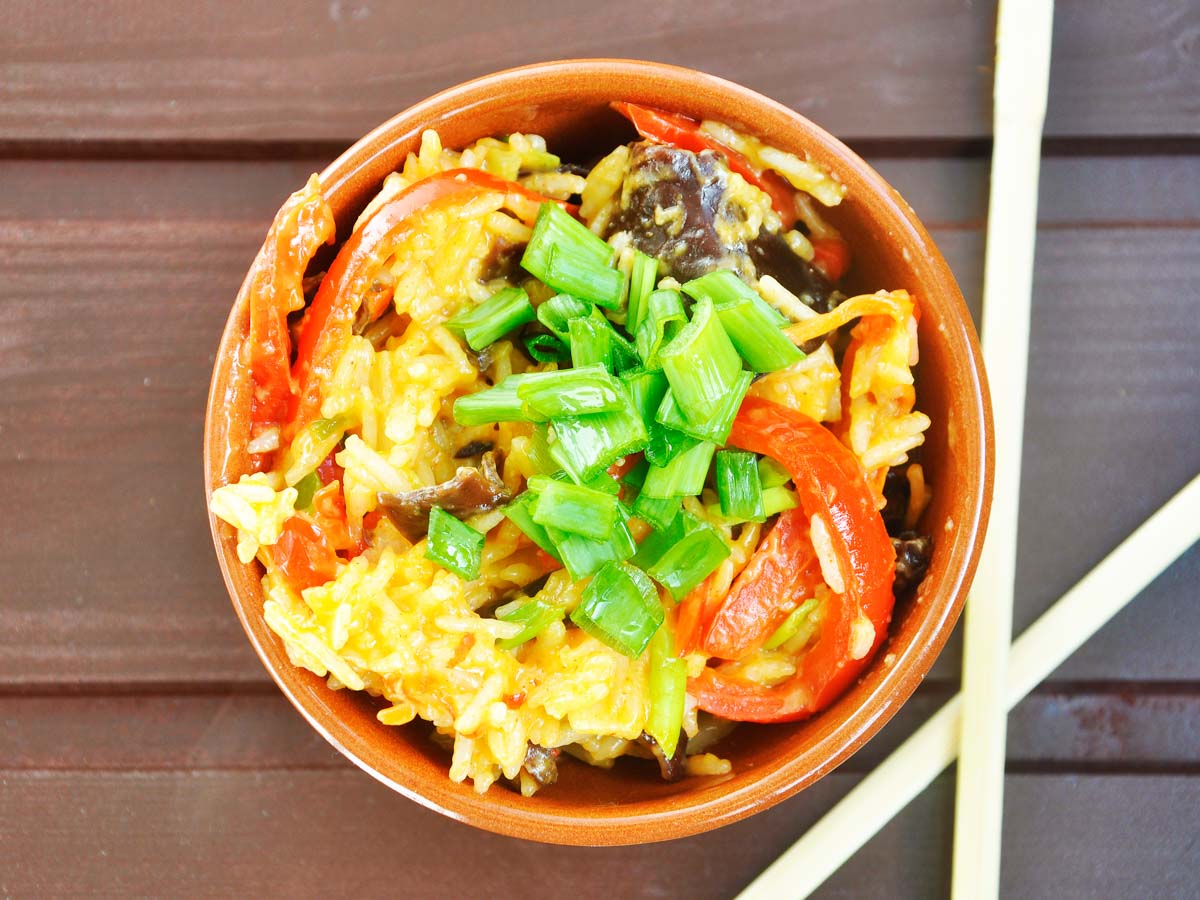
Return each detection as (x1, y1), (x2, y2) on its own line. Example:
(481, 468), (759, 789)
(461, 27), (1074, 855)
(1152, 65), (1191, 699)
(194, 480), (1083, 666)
(698, 508), (823, 661)
(288, 169), (572, 437)
(245, 175), (335, 452)
(270, 515), (340, 591)
(612, 101), (798, 228)
(810, 236), (852, 282)
(689, 397), (896, 722)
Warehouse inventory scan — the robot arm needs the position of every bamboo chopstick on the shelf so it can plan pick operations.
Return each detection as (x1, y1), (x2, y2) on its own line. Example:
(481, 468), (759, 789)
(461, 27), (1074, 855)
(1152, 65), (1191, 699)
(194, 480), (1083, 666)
(737, 472), (1200, 900)
(953, 2), (1055, 895)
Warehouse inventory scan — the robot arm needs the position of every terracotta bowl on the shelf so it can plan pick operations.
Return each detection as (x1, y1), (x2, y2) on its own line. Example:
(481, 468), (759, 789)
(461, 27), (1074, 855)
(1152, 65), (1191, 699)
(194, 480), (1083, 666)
(204, 59), (993, 845)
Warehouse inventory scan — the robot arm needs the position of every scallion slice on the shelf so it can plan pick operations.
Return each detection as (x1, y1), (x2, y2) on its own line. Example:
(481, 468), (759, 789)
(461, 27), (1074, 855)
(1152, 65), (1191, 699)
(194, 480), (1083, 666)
(633, 511), (731, 601)
(620, 457), (650, 491)
(502, 492), (562, 561)
(546, 390), (649, 482)
(645, 619), (687, 756)
(644, 423), (700, 468)
(547, 515), (637, 581)
(516, 365), (624, 418)
(715, 449), (766, 523)
(537, 293), (592, 342)
(627, 251), (660, 335)
(452, 374), (535, 426)
(632, 490), (681, 531)
(655, 368), (753, 445)
(641, 440), (716, 499)
(522, 332), (570, 363)
(683, 270), (803, 372)
(292, 470), (322, 511)
(622, 367), (670, 431)
(762, 484), (799, 516)
(444, 286), (536, 351)
(569, 561), (664, 658)
(529, 475), (620, 540)
(521, 203), (624, 309)
(634, 289), (686, 370)
(681, 270), (787, 326)
(763, 597), (821, 650)
(658, 295), (743, 423)
(758, 456), (792, 489)
(425, 507), (485, 580)
(496, 597), (565, 650)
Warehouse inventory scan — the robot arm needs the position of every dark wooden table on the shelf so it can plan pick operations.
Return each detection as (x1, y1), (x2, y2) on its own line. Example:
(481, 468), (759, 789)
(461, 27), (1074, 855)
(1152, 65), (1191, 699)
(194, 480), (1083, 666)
(3, 2), (1198, 896)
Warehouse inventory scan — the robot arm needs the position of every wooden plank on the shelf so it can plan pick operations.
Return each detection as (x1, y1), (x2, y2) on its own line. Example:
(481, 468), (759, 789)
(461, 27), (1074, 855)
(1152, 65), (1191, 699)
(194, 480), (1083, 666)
(2, 158), (1198, 686)
(5, 689), (1199, 772)
(0, 769), (1195, 897)
(1, 1), (1197, 144)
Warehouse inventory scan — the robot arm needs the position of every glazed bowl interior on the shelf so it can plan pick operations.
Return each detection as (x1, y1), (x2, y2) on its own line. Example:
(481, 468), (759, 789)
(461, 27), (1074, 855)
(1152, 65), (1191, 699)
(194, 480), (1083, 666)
(205, 59), (992, 845)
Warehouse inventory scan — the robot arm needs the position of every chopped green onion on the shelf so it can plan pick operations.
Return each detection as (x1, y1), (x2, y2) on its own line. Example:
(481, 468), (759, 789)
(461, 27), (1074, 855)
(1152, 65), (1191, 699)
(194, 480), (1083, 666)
(452, 374), (535, 426)
(444, 286), (535, 351)
(627, 251), (659, 335)
(641, 440), (716, 499)
(758, 456), (792, 489)
(282, 415), (346, 486)
(762, 485), (799, 516)
(526, 424), (561, 477)
(632, 491), (681, 531)
(502, 492), (561, 561)
(547, 515), (637, 581)
(568, 310), (639, 373)
(292, 470), (322, 511)
(522, 332), (570, 363)
(482, 146), (521, 181)
(569, 561), (664, 658)
(645, 619), (687, 756)
(654, 368), (753, 445)
(715, 450), (765, 523)
(537, 293), (592, 341)
(633, 511), (731, 601)
(634, 289), (686, 370)
(546, 391), (648, 482)
(425, 507), (485, 580)
(683, 270), (802, 372)
(681, 270), (787, 326)
(658, 295), (743, 423)
(529, 475), (620, 540)
(764, 597), (821, 650)
(516, 365), (624, 418)
(584, 471), (623, 495)
(622, 367), (670, 430)
(521, 203), (624, 309)
(644, 423), (700, 468)
(620, 457), (650, 491)
(497, 597), (565, 650)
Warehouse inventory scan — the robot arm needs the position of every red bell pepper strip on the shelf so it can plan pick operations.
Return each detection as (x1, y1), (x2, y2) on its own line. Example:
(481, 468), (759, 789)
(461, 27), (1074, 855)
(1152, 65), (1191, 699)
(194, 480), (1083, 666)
(246, 175), (335, 451)
(612, 101), (798, 228)
(810, 236), (852, 283)
(698, 508), (823, 661)
(689, 397), (896, 722)
(270, 514), (341, 591)
(288, 169), (573, 437)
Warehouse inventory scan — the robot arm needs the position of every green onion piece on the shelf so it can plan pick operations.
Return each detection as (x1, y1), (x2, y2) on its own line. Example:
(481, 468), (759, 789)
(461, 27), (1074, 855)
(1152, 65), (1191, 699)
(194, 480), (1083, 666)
(632, 491), (681, 532)
(658, 295), (743, 423)
(282, 416), (346, 486)
(425, 507), (485, 580)
(627, 251), (659, 335)
(758, 456), (792, 489)
(683, 270), (802, 372)
(645, 619), (687, 756)
(444, 286), (535, 351)
(620, 457), (650, 491)
(292, 470), (322, 511)
(497, 597), (565, 650)
(526, 425), (561, 477)
(622, 367), (670, 431)
(546, 391), (649, 482)
(569, 562), (664, 658)
(641, 440), (717, 499)
(482, 146), (521, 182)
(547, 514), (637, 581)
(529, 475), (620, 540)
(762, 485), (799, 516)
(655, 368), (753, 445)
(584, 471), (623, 495)
(764, 597), (821, 650)
(452, 374), (536, 426)
(537, 293), (593, 342)
(715, 450), (766, 523)
(633, 511), (731, 601)
(521, 203), (624, 309)
(644, 424), (700, 468)
(568, 315), (612, 370)
(595, 309), (642, 372)
(516, 365), (624, 418)
(502, 492), (561, 561)
(634, 289), (686, 370)
(681, 270), (787, 326)
(522, 332), (570, 363)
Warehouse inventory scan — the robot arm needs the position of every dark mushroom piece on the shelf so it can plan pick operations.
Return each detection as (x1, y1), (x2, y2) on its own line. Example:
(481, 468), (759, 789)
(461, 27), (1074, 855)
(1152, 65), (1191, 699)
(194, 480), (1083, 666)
(377, 451), (511, 539)
(635, 729), (688, 782)
(453, 439), (495, 459)
(521, 743), (561, 788)
(892, 532), (933, 596)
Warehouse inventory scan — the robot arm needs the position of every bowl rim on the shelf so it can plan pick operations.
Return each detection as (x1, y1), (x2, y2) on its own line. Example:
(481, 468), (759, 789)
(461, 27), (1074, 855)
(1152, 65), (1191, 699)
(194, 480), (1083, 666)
(204, 57), (993, 845)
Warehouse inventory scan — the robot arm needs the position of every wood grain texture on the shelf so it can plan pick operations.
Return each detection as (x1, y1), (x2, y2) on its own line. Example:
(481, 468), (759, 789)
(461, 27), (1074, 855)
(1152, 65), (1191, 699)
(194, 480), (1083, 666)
(0, 770), (1196, 898)
(1, 156), (1197, 686)
(1, 1), (1197, 144)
